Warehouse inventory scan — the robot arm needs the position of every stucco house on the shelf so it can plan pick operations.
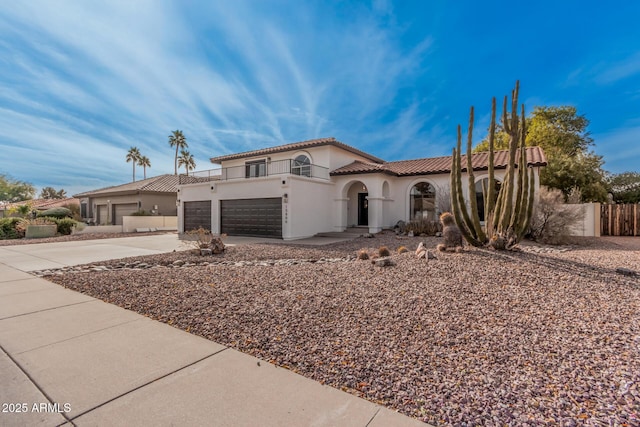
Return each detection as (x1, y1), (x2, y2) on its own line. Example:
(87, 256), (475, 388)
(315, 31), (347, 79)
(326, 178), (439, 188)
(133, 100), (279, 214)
(75, 174), (179, 225)
(177, 137), (546, 240)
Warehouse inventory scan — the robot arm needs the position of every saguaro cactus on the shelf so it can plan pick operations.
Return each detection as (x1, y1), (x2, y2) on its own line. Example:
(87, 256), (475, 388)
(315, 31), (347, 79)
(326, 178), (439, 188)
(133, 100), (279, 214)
(450, 81), (535, 250)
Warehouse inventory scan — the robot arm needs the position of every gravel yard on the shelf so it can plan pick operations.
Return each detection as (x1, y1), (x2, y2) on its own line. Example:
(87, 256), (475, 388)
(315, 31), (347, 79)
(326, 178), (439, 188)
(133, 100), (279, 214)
(46, 233), (640, 426)
(0, 231), (172, 246)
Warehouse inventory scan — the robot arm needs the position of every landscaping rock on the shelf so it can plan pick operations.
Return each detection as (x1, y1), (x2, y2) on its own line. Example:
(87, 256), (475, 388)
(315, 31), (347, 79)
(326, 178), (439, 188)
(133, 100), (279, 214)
(373, 257), (395, 267)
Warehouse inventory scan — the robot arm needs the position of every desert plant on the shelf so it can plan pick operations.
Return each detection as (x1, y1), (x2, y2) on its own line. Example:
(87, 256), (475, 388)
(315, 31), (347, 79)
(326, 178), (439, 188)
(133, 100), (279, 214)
(450, 81), (535, 250)
(0, 217), (23, 239)
(9, 203), (33, 218)
(37, 207), (72, 219)
(528, 186), (586, 245)
(404, 219), (441, 236)
(62, 203), (82, 221)
(356, 249), (369, 260)
(184, 226), (212, 249)
(52, 217), (77, 235)
(397, 246), (409, 254)
(378, 246), (391, 257)
(437, 212), (464, 252)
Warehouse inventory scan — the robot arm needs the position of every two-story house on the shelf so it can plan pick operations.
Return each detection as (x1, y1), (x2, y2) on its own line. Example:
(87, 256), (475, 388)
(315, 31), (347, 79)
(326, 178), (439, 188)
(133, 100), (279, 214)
(177, 137), (546, 240)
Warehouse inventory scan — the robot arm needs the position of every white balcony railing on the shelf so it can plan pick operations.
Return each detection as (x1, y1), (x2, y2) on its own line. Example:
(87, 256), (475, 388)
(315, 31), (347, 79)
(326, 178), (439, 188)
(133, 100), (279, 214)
(179, 158), (330, 184)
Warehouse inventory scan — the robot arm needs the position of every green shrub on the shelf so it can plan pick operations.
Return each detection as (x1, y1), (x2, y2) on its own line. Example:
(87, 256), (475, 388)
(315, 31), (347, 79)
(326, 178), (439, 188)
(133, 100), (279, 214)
(130, 209), (151, 216)
(62, 203), (82, 221)
(0, 217), (23, 239)
(37, 207), (72, 219)
(52, 218), (77, 235)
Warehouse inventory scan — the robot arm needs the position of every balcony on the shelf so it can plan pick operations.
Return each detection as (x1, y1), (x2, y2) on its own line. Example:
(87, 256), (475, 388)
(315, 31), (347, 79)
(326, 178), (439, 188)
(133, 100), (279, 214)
(179, 158), (330, 184)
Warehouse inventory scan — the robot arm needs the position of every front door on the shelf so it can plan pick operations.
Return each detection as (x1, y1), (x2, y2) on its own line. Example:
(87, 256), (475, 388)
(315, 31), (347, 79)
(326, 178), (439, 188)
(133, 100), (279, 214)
(358, 193), (368, 226)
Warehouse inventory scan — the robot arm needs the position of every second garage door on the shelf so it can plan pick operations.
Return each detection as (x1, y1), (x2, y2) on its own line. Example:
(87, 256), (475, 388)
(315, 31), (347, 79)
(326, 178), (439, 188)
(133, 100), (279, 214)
(221, 198), (282, 238)
(113, 203), (139, 225)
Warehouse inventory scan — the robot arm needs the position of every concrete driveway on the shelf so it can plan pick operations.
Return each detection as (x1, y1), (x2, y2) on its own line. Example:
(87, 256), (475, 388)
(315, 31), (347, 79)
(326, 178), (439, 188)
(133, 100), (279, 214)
(0, 233), (186, 272)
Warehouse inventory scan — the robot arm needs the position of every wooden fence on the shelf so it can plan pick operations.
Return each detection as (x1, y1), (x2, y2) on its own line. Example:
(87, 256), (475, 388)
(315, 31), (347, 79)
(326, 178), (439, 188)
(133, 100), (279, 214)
(600, 204), (640, 236)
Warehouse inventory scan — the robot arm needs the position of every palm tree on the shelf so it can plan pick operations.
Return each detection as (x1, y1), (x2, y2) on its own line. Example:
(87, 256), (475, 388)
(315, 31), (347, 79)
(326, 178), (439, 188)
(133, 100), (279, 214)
(126, 147), (141, 181)
(168, 130), (188, 175)
(138, 155), (151, 179)
(177, 149), (196, 176)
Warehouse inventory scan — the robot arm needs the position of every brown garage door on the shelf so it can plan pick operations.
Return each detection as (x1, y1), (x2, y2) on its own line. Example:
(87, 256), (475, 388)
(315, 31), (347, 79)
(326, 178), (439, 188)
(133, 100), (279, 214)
(183, 201), (212, 232)
(113, 203), (138, 225)
(221, 198), (282, 238)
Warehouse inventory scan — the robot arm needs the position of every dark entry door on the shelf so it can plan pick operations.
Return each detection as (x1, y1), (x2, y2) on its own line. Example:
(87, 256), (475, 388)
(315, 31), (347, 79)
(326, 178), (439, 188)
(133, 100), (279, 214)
(358, 193), (368, 226)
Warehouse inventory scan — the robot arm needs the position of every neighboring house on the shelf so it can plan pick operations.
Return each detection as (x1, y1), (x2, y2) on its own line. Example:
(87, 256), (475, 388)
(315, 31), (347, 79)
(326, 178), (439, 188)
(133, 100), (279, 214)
(0, 197), (80, 218)
(74, 174), (179, 225)
(177, 137), (546, 240)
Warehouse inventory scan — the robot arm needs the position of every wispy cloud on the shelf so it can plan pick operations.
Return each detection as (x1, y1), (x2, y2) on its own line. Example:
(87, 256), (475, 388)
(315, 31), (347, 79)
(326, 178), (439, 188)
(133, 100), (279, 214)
(1, 0), (638, 195)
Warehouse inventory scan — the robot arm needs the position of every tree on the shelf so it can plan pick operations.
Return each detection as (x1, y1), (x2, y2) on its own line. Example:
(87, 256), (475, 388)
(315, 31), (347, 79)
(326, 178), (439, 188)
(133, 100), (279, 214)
(138, 156), (151, 180)
(126, 147), (141, 182)
(168, 130), (188, 175)
(0, 174), (36, 203)
(473, 106), (607, 202)
(177, 149), (196, 176)
(542, 152), (608, 203)
(608, 171), (640, 203)
(40, 187), (67, 199)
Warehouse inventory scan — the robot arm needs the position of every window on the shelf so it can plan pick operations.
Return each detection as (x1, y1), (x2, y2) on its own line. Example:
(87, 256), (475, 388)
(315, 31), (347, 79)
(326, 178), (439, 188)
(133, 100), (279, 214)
(292, 155), (311, 177)
(410, 182), (436, 221)
(245, 160), (266, 178)
(475, 178), (502, 221)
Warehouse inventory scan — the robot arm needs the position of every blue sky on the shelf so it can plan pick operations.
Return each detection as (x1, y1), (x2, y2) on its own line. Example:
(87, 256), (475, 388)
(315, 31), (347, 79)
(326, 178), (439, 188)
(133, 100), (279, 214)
(1, 1), (639, 196)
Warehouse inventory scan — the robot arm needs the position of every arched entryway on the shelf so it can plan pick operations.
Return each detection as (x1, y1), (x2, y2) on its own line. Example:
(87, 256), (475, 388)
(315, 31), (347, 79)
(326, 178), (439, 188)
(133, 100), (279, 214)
(345, 181), (369, 227)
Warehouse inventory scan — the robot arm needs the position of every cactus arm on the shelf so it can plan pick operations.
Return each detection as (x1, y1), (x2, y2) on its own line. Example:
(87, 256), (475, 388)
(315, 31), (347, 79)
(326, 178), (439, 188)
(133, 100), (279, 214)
(465, 107), (486, 243)
(450, 148), (479, 246)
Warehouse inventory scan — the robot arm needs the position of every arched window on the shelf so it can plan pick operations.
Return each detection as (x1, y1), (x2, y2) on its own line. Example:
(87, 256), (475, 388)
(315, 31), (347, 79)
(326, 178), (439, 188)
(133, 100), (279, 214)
(475, 178), (501, 221)
(292, 155), (311, 177)
(410, 182), (436, 221)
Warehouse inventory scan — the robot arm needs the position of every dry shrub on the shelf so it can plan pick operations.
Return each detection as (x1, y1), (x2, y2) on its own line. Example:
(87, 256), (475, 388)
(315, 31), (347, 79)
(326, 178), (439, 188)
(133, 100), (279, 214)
(357, 249), (369, 260)
(15, 217), (56, 234)
(378, 246), (391, 257)
(405, 219), (441, 236)
(397, 246), (408, 254)
(529, 186), (586, 245)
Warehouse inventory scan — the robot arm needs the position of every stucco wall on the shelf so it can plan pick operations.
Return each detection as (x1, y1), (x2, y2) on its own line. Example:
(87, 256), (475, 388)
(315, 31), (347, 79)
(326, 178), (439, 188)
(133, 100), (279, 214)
(178, 175), (335, 239)
(122, 216), (178, 233)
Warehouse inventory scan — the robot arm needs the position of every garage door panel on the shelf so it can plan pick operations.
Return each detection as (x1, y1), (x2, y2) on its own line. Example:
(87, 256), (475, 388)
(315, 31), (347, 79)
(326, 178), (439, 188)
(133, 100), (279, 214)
(114, 203), (138, 225)
(184, 201), (212, 232)
(221, 198), (282, 238)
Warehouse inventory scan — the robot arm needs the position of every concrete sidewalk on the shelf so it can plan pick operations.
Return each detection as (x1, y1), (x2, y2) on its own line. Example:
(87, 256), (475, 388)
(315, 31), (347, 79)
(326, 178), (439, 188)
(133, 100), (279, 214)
(0, 235), (426, 426)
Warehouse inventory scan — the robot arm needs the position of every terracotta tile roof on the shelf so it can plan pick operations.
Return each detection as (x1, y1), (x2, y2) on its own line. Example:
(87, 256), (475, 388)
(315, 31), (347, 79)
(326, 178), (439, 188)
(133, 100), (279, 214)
(0, 197), (79, 211)
(331, 146), (547, 177)
(209, 137), (384, 164)
(74, 174), (179, 197)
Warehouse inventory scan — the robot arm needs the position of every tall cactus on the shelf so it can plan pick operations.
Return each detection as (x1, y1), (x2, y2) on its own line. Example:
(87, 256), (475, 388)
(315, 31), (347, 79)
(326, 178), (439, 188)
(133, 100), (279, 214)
(450, 81), (535, 250)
